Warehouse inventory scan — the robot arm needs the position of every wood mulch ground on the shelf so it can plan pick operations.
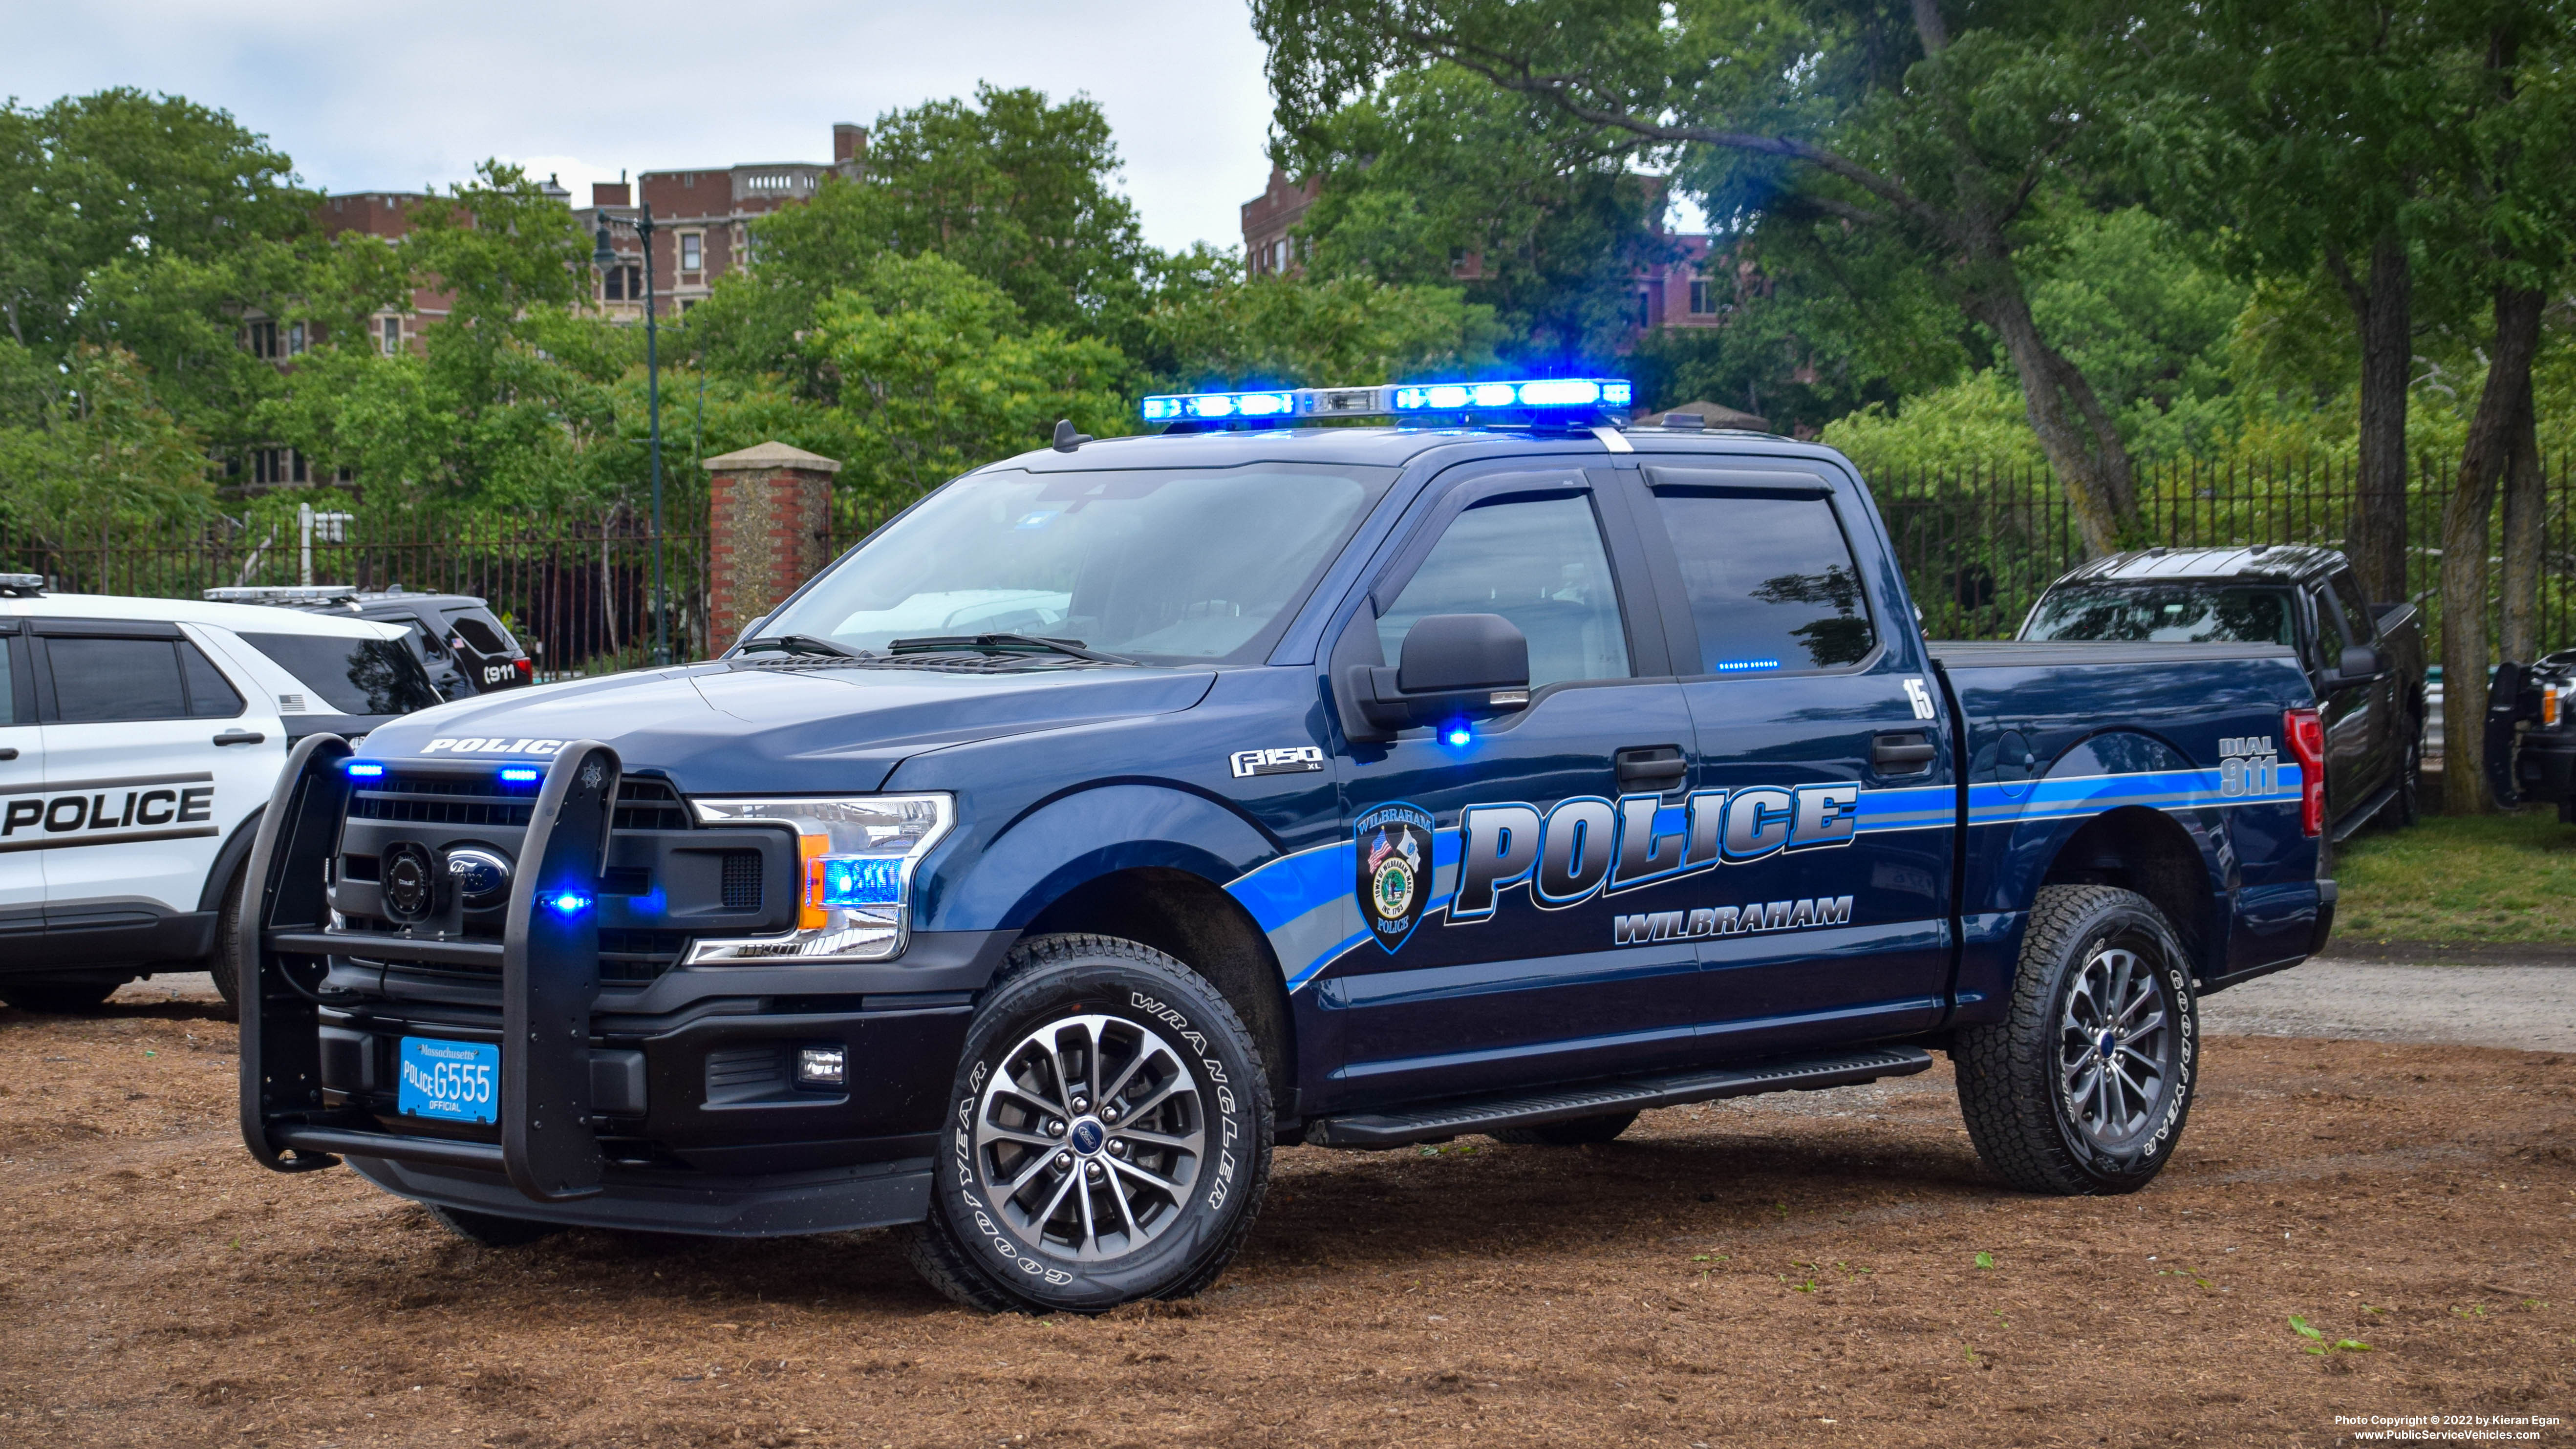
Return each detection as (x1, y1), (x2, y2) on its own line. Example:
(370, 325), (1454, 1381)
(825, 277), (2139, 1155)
(1, 990), (2570, 1448)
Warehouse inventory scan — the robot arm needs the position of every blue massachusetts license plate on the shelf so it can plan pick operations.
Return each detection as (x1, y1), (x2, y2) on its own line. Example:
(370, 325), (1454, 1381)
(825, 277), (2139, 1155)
(398, 1037), (498, 1124)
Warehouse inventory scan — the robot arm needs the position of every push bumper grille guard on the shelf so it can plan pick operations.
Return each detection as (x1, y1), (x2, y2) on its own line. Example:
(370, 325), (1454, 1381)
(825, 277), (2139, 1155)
(239, 735), (624, 1202)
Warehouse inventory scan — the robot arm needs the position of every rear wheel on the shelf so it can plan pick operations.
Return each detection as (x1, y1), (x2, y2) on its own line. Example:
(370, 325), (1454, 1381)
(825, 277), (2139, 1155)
(908, 934), (1273, 1314)
(1953, 885), (2197, 1195)
(2388, 721), (2422, 829)
(0, 980), (122, 1014)
(1490, 1110), (1638, 1146)
(427, 1205), (564, 1247)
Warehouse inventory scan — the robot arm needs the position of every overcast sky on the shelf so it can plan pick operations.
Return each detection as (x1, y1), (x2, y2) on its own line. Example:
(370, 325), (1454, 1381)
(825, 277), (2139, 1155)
(2, 0), (1280, 254)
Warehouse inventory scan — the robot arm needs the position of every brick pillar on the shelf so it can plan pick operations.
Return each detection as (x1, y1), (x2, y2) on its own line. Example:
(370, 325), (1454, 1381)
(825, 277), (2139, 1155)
(702, 440), (842, 655)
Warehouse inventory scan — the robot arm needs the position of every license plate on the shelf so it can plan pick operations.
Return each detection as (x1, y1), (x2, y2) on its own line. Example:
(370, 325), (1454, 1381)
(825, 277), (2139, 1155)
(398, 1037), (499, 1124)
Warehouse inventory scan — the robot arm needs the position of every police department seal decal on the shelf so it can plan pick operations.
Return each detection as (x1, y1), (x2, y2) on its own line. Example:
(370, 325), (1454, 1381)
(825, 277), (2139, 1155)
(1354, 801), (1434, 951)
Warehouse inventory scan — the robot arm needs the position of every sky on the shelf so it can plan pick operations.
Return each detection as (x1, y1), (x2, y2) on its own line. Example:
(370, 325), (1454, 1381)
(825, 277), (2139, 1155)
(0, 0), (1282, 254)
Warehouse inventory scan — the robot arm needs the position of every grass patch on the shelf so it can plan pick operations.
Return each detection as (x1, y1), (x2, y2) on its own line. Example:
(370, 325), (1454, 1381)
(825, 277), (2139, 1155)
(2335, 810), (2576, 944)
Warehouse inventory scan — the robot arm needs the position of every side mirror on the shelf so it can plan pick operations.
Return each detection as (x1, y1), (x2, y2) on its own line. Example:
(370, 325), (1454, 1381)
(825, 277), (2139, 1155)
(1342, 613), (1531, 738)
(2328, 643), (2385, 686)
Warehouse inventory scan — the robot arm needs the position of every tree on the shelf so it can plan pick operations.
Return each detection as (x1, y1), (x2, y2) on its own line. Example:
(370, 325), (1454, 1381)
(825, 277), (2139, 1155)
(2181, 1), (2460, 603)
(1137, 247), (1503, 389)
(816, 254), (1131, 507)
(1278, 62), (1680, 368)
(0, 344), (215, 583)
(688, 84), (1156, 389)
(2426, 2), (2576, 814)
(1256, 0), (2174, 553)
(0, 89), (315, 452)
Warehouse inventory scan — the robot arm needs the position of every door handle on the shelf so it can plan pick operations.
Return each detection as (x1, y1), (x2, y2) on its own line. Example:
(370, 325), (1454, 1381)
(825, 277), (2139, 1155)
(212, 729), (267, 747)
(1872, 732), (1937, 775)
(1614, 745), (1688, 790)
(0, 747), (14, 761)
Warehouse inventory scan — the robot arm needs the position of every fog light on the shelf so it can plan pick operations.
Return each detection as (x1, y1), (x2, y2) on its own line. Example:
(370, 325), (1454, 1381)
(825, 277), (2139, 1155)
(796, 1045), (847, 1088)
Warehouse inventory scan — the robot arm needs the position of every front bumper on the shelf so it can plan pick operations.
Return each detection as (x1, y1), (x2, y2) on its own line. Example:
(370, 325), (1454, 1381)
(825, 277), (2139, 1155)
(237, 737), (993, 1236)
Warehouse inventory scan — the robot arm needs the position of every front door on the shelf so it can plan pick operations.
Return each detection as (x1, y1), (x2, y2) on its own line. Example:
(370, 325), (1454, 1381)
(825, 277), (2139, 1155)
(1316, 463), (1698, 1108)
(1628, 462), (1956, 1058)
(2314, 570), (2390, 824)
(34, 620), (282, 937)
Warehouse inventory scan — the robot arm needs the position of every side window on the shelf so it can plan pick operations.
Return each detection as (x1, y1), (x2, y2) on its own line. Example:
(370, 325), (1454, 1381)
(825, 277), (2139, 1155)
(179, 641), (245, 718)
(0, 636), (16, 726)
(449, 614), (516, 656)
(2327, 569), (2378, 641)
(2313, 588), (2353, 668)
(1378, 493), (1630, 690)
(49, 638), (190, 722)
(1655, 491), (1878, 672)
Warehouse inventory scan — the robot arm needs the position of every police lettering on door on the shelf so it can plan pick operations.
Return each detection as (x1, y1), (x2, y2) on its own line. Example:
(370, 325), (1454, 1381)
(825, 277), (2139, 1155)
(0, 773), (217, 852)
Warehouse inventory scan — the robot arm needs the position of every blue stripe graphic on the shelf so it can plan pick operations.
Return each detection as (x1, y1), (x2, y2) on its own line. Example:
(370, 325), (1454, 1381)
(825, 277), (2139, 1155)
(1228, 766), (2297, 991)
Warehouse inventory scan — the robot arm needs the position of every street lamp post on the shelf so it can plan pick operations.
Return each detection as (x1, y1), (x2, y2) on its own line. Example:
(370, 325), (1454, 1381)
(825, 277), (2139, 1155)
(593, 206), (670, 666)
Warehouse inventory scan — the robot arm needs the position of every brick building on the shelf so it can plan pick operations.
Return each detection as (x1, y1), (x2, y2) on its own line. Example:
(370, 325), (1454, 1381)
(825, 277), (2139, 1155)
(580, 123), (867, 318)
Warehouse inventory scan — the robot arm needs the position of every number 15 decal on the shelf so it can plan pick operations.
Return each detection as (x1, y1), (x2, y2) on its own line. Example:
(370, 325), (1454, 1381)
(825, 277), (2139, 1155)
(1904, 678), (1935, 720)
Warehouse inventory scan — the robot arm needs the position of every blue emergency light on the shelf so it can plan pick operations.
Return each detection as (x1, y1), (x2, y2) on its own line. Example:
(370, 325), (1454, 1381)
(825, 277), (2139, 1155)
(497, 766), (541, 783)
(345, 762), (385, 777)
(1141, 378), (1631, 426)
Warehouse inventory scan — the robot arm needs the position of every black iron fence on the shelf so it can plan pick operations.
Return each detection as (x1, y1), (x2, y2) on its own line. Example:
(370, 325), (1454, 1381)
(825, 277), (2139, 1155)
(1872, 452), (2575, 655)
(1, 519), (713, 679)
(8, 450), (2569, 673)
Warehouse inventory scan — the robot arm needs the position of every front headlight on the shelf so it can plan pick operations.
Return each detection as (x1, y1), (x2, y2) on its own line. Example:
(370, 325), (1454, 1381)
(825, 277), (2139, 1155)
(683, 794), (954, 964)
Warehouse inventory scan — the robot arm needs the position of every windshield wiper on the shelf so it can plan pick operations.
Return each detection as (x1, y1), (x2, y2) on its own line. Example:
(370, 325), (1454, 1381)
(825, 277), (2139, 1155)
(887, 632), (1135, 665)
(738, 633), (863, 659)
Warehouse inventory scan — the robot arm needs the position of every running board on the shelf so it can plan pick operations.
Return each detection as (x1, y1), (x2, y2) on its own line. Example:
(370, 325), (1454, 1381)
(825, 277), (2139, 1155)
(1306, 1045), (1934, 1150)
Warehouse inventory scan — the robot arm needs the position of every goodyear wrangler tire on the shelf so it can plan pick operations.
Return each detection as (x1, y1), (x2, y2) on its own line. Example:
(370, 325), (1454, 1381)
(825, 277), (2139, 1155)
(908, 934), (1273, 1314)
(1953, 885), (2198, 1196)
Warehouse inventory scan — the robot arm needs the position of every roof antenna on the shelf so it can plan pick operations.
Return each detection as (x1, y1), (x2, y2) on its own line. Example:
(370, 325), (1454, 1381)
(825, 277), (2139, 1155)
(1052, 418), (1092, 452)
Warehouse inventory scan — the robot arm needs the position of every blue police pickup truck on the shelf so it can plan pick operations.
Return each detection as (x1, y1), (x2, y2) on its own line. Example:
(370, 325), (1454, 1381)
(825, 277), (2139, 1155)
(238, 378), (2333, 1313)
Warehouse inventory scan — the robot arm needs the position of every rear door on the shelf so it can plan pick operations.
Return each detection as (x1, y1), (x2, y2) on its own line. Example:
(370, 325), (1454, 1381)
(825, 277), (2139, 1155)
(1318, 460), (1699, 1106)
(33, 619), (281, 937)
(0, 624), (44, 957)
(1628, 462), (1956, 1058)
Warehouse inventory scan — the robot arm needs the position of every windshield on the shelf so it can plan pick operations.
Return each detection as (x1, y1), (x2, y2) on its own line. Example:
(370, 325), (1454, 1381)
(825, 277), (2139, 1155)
(760, 464), (1395, 662)
(2020, 585), (2295, 646)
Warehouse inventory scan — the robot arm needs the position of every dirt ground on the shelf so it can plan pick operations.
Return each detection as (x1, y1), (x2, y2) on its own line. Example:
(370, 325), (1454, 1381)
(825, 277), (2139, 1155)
(2, 987), (2571, 1449)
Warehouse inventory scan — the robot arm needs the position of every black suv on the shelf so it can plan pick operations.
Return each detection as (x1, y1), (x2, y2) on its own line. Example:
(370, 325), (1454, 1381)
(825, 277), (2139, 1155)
(203, 586), (533, 702)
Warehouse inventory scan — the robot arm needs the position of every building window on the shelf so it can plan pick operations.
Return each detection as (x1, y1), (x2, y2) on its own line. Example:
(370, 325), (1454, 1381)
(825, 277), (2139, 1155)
(287, 321), (306, 355)
(680, 234), (702, 274)
(380, 316), (401, 354)
(1688, 275), (1719, 315)
(246, 320), (279, 359)
(1636, 291), (1653, 330)
(604, 264), (642, 302)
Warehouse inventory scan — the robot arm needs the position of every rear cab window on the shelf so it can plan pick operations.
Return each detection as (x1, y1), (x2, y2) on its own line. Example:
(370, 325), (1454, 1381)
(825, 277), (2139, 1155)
(2022, 586), (2295, 647)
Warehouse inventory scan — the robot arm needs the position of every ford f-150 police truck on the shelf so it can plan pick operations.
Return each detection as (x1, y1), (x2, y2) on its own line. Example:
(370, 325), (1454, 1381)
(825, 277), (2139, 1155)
(238, 379), (2332, 1313)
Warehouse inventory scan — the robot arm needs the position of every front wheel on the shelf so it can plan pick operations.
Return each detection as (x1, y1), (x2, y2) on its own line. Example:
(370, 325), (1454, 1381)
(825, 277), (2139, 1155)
(907, 934), (1273, 1314)
(211, 862), (247, 1007)
(1953, 885), (2197, 1195)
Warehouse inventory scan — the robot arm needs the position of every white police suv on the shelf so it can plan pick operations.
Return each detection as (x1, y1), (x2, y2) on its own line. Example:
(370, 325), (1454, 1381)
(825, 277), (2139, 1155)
(0, 576), (442, 1011)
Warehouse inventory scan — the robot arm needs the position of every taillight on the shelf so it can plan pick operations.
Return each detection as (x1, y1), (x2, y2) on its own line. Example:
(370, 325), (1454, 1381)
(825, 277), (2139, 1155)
(2546, 685), (2562, 728)
(2285, 706), (2326, 837)
(515, 657), (533, 678)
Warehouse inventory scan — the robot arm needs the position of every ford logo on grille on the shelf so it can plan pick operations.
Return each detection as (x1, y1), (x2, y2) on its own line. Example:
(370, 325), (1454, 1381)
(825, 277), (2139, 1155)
(381, 841), (437, 921)
(445, 846), (513, 908)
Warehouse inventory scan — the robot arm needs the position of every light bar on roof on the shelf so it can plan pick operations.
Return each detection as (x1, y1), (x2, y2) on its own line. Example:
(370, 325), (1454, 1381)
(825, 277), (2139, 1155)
(1140, 378), (1631, 425)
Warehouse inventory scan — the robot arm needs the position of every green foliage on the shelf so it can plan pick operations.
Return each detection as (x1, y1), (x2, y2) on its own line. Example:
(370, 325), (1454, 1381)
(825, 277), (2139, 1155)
(0, 344), (215, 573)
(1822, 373), (2047, 479)
(1279, 63), (1676, 368)
(816, 254), (1132, 508)
(1138, 254), (1502, 389)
